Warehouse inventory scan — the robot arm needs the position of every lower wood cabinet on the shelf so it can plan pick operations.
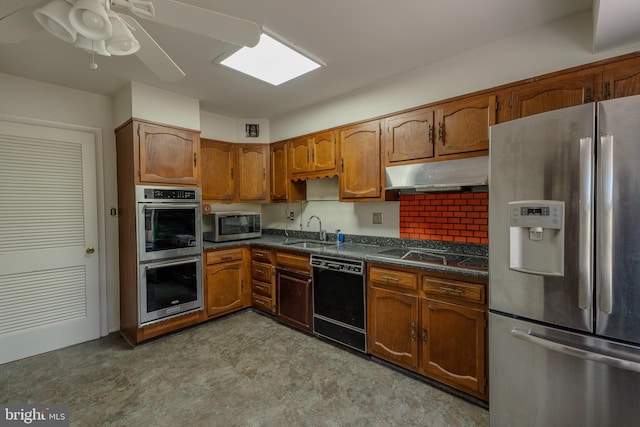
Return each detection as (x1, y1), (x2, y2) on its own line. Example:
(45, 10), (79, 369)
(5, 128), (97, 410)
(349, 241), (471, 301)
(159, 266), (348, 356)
(275, 251), (312, 333)
(251, 247), (276, 314)
(367, 263), (488, 401)
(204, 247), (251, 318)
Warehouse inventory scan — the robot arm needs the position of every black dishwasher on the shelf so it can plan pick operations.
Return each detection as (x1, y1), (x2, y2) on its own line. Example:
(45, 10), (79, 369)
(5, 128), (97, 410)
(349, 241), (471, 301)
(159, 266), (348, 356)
(311, 254), (366, 353)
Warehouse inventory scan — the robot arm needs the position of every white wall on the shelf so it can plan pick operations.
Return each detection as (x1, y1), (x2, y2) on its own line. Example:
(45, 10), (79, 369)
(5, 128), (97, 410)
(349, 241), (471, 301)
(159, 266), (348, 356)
(270, 11), (640, 140)
(0, 72), (119, 334)
(262, 10), (640, 239)
(200, 110), (270, 143)
(261, 178), (400, 238)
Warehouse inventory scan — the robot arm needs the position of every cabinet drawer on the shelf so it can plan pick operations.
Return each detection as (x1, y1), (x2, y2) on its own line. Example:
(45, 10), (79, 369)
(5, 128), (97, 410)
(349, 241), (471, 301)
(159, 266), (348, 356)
(252, 279), (272, 298)
(251, 262), (272, 282)
(252, 293), (272, 313)
(422, 277), (485, 304)
(369, 267), (418, 291)
(206, 248), (243, 265)
(275, 251), (310, 272)
(252, 248), (272, 263)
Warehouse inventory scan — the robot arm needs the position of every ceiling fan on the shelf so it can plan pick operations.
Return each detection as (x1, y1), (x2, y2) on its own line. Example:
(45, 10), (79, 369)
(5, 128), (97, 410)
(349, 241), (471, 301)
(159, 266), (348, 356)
(0, 0), (261, 81)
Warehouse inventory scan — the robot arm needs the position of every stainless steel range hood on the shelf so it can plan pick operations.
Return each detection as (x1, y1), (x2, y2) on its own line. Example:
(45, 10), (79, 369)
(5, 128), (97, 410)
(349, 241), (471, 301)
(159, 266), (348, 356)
(385, 156), (488, 193)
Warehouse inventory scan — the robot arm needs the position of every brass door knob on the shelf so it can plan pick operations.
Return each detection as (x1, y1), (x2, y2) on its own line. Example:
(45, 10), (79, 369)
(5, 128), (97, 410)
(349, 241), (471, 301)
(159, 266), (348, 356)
(86, 247), (95, 254)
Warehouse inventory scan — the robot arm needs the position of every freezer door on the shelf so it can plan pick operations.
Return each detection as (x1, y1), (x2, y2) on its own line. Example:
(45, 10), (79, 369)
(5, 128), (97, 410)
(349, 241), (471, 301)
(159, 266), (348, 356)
(597, 95), (640, 345)
(490, 313), (640, 427)
(489, 103), (595, 331)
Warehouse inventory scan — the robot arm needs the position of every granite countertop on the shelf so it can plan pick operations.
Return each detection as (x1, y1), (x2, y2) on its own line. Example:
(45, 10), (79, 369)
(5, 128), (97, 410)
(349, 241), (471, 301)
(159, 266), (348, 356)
(203, 232), (488, 280)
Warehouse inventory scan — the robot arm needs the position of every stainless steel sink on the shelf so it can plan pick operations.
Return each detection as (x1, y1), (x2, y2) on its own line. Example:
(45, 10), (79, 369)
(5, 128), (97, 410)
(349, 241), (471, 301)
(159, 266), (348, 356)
(284, 241), (333, 249)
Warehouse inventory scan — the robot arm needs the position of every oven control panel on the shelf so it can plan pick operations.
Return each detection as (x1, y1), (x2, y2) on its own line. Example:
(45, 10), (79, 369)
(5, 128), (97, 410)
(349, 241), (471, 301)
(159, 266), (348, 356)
(136, 186), (202, 203)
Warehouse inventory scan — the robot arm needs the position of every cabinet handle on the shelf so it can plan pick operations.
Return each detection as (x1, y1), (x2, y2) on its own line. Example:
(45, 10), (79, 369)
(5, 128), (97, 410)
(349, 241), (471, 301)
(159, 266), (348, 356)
(439, 286), (463, 294)
(438, 122), (444, 144)
(312, 148), (315, 162)
(604, 82), (611, 100)
(340, 158), (344, 172)
(263, 167), (266, 178)
(381, 275), (400, 282)
(231, 167), (234, 179)
(194, 152), (197, 167)
(428, 124), (433, 144)
(255, 269), (265, 274)
(221, 256), (233, 261)
(586, 87), (593, 103)
(411, 322), (416, 341)
(422, 327), (427, 343)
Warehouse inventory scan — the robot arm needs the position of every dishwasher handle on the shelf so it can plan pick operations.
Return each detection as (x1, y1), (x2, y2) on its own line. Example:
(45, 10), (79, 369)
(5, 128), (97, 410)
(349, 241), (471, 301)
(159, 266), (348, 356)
(511, 328), (640, 373)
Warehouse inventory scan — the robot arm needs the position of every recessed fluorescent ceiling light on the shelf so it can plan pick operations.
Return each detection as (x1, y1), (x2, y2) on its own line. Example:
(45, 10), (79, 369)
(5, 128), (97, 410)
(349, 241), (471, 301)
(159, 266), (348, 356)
(220, 33), (322, 86)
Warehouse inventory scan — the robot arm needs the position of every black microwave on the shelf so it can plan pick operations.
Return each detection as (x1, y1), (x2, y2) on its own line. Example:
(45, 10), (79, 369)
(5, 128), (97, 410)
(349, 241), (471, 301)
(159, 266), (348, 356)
(204, 212), (261, 242)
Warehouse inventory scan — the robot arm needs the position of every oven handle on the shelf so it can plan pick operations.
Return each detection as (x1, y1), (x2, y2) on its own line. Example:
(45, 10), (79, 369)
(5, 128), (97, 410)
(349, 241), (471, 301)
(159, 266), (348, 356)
(144, 257), (201, 269)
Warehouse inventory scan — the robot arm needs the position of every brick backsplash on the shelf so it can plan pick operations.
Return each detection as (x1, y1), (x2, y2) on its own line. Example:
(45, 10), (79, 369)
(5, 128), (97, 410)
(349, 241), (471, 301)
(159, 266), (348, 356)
(399, 192), (489, 244)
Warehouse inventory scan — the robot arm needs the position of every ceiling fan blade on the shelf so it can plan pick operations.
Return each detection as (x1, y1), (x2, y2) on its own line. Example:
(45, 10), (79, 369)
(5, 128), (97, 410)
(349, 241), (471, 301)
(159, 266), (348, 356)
(119, 14), (186, 82)
(0, 0), (46, 43)
(138, 0), (261, 47)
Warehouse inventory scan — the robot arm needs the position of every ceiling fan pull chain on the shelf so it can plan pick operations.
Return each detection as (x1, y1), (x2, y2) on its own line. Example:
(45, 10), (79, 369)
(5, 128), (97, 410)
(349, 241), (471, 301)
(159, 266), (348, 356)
(90, 40), (98, 70)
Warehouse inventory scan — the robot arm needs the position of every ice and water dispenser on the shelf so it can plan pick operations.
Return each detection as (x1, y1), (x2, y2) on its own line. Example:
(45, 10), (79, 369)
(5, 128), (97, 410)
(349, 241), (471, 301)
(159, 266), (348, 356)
(508, 200), (565, 276)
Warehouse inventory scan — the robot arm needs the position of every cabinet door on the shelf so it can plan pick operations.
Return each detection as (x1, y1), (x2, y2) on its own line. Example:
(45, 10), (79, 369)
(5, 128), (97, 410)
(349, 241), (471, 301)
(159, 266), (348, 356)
(201, 139), (235, 201)
(237, 144), (269, 202)
(602, 57), (640, 100)
(276, 269), (312, 333)
(205, 260), (246, 318)
(421, 299), (486, 397)
(435, 94), (495, 157)
(339, 121), (382, 201)
(368, 286), (419, 370)
(270, 141), (288, 201)
(310, 130), (337, 172)
(137, 122), (200, 185)
(510, 73), (595, 119)
(289, 137), (311, 175)
(384, 107), (435, 164)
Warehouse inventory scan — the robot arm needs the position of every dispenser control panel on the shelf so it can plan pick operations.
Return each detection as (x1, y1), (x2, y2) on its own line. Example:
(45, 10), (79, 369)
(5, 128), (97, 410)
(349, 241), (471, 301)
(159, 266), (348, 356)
(509, 201), (563, 229)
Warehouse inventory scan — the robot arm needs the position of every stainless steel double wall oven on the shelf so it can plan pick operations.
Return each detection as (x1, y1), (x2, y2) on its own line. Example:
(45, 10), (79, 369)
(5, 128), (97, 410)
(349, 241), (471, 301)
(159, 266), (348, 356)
(136, 186), (203, 325)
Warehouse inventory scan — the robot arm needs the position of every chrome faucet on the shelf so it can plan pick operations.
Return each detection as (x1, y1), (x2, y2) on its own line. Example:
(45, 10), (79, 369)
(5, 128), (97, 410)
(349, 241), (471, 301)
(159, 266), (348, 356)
(307, 215), (326, 241)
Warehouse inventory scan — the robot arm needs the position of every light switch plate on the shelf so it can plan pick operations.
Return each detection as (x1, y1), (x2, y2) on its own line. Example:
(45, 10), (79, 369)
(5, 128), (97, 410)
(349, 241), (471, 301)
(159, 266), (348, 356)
(372, 212), (383, 224)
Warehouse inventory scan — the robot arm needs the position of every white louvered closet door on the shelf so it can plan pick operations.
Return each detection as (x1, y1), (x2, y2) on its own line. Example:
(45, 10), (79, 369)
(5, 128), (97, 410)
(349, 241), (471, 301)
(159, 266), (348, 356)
(0, 120), (99, 364)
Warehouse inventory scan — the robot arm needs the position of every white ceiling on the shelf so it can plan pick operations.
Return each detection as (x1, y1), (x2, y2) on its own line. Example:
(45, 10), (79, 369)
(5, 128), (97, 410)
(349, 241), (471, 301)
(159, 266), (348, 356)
(0, 0), (637, 120)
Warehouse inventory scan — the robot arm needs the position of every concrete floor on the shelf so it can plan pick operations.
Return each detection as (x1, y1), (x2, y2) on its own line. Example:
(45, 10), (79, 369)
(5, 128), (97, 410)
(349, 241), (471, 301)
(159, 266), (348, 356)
(0, 310), (489, 426)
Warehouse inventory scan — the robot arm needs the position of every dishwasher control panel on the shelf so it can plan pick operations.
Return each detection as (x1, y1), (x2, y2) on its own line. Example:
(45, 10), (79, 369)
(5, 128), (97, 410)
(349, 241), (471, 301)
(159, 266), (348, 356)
(310, 254), (364, 275)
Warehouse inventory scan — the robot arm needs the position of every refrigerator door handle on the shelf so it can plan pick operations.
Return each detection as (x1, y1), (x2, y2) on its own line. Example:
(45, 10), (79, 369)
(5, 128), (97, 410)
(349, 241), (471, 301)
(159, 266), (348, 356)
(511, 328), (640, 373)
(578, 137), (593, 310)
(599, 135), (614, 314)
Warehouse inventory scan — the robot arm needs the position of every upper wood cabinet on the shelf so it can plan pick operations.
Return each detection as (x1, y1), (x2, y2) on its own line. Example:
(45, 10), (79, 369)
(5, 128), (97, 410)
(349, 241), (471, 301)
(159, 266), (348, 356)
(509, 73), (595, 120)
(602, 56), (640, 100)
(201, 139), (235, 202)
(237, 144), (269, 202)
(290, 130), (338, 179)
(435, 94), (496, 157)
(270, 141), (306, 203)
(116, 119), (201, 187)
(200, 140), (269, 203)
(383, 107), (435, 166)
(339, 121), (383, 201)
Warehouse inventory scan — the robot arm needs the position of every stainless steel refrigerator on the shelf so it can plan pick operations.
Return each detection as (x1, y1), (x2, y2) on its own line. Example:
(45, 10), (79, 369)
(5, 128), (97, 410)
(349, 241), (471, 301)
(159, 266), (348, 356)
(489, 95), (640, 427)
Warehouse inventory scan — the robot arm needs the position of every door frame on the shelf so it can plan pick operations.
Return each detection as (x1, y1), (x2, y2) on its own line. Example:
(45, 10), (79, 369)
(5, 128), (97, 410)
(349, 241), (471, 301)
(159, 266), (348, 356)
(1, 113), (108, 336)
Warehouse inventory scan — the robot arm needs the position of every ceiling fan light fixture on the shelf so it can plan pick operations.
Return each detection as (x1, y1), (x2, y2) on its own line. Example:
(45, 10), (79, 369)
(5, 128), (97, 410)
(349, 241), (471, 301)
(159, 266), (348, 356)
(73, 34), (111, 56)
(106, 13), (140, 55)
(69, 0), (113, 41)
(33, 0), (77, 43)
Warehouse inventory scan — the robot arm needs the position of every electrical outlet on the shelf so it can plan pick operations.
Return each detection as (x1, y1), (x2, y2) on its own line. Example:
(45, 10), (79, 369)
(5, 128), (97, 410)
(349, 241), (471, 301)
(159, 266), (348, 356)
(372, 212), (383, 224)
(288, 211), (295, 220)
